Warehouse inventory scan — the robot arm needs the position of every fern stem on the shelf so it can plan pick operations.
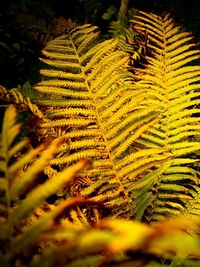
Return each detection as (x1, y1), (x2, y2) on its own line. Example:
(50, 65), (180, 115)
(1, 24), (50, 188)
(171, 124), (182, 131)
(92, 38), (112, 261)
(118, 0), (129, 24)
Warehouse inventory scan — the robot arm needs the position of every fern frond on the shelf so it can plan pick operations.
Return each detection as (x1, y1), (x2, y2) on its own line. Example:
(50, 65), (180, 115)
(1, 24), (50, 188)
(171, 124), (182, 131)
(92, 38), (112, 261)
(34, 22), (174, 219)
(130, 11), (200, 221)
(0, 104), (64, 213)
(12, 160), (89, 227)
(0, 87), (26, 106)
(40, 99), (93, 107)
(36, 80), (87, 90)
(49, 149), (102, 165)
(0, 86), (44, 118)
(40, 69), (85, 81)
(10, 138), (64, 201)
(35, 15), (200, 222)
(41, 118), (95, 128)
(0, 105), (99, 266)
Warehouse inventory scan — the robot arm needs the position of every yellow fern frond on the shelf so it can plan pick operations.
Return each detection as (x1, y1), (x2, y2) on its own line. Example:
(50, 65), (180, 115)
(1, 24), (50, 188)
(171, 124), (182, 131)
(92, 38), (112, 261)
(34, 14), (200, 222)
(130, 10), (200, 221)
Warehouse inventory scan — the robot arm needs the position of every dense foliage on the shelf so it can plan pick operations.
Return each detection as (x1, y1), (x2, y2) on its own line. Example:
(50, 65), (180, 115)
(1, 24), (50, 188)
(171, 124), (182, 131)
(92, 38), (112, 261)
(1, 2), (200, 267)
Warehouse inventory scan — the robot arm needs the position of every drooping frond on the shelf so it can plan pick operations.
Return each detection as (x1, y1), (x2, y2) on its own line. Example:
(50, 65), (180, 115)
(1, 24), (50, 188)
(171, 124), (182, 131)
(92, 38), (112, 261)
(35, 23), (168, 218)
(130, 11), (200, 221)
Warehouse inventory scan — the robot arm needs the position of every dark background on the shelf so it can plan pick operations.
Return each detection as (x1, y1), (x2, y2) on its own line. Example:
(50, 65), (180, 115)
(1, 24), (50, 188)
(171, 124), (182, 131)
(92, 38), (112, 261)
(0, 0), (200, 88)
